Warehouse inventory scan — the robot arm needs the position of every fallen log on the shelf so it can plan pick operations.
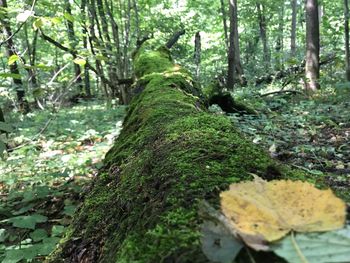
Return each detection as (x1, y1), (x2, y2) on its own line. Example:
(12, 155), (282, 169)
(48, 42), (311, 263)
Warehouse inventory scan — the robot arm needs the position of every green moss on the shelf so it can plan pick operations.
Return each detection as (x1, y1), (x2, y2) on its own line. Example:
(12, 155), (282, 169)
(48, 43), (325, 263)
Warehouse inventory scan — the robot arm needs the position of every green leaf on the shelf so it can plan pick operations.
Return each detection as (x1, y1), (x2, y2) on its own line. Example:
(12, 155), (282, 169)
(0, 122), (13, 133)
(33, 18), (43, 30)
(63, 12), (75, 23)
(201, 220), (243, 263)
(63, 204), (76, 216)
(51, 225), (65, 237)
(2, 249), (24, 263)
(8, 55), (19, 66)
(12, 203), (35, 215)
(30, 229), (48, 242)
(38, 237), (60, 255)
(0, 228), (7, 242)
(272, 226), (350, 263)
(73, 58), (86, 66)
(95, 54), (107, 61)
(50, 17), (62, 25)
(0, 73), (22, 79)
(7, 214), (48, 229)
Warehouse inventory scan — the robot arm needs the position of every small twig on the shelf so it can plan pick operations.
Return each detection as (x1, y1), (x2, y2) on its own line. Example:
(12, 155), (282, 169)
(260, 90), (303, 97)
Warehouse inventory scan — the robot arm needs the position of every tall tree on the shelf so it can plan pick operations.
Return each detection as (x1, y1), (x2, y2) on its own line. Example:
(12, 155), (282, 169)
(257, 2), (271, 69)
(275, 3), (284, 70)
(194, 31), (201, 81)
(291, 0), (298, 57)
(344, 0), (350, 81)
(0, 0), (27, 110)
(305, 0), (320, 90)
(64, 0), (84, 93)
(226, 0), (245, 88)
(227, 0), (236, 90)
(220, 0), (229, 48)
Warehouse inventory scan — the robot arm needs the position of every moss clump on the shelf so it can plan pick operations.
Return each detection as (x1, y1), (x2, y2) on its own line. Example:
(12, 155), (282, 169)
(48, 45), (314, 263)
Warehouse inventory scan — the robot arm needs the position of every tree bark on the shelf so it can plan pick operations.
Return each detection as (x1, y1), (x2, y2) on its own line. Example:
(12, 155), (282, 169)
(194, 31), (201, 81)
(47, 40), (309, 263)
(81, 0), (91, 96)
(64, 0), (84, 93)
(344, 0), (350, 81)
(305, 0), (320, 90)
(220, 0), (229, 49)
(275, 3), (284, 71)
(291, 0), (298, 57)
(227, 0), (236, 90)
(257, 3), (271, 69)
(0, 0), (27, 110)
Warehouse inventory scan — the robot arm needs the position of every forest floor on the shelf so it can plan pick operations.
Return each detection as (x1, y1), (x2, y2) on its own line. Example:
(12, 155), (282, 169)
(0, 88), (349, 262)
(229, 87), (350, 202)
(0, 102), (125, 262)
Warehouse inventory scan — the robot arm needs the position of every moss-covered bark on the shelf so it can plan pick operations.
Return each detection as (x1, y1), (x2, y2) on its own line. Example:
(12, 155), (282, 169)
(48, 44), (312, 263)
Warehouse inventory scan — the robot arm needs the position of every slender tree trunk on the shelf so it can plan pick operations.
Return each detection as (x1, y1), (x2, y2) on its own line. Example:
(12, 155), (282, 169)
(257, 3), (270, 69)
(232, 0), (246, 85)
(227, 0), (236, 90)
(132, 0), (140, 40)
(220, 0), (229, 49)
(81, 0), (91, 96)
(194, 31), (201, 82)
(0, 106), (4, 123)
(344, 0), (350, 81)
(87, 0), (110, 100)
(305, 0), (320, 91)
(276, 3), (284, 70)
(291, 0), (298, 57)
(0, 0), (27, 110)
(64, 0), (84, 93)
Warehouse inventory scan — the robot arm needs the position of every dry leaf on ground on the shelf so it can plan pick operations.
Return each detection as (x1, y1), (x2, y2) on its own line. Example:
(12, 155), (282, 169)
(220, 176), (346, 242)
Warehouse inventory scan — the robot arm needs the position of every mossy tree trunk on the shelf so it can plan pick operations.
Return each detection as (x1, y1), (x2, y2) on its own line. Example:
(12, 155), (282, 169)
(48, 43), (308, 263)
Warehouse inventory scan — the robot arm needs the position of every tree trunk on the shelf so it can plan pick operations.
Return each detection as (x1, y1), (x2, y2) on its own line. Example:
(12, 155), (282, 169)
(291, 0), (298, 57)
(232, 0), (246, 86)
(47, 41), (309, 263)
(257, 3), (271, 69)
(81, 0), (91, 96)
(0, 0), (27, 110)
(227, 0), (236, 90)
(0, 106), (4, 123)
(64, 0), (84, 94)
(220, 0), (229, 49)
(305, 0), (320, 91)
(194, 31), (201, 81)
(344, 0), (350, 81)
(275, 3), (284, 71)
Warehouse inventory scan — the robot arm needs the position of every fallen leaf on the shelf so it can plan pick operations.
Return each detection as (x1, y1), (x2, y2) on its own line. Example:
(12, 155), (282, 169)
(220, 176), (346, 242)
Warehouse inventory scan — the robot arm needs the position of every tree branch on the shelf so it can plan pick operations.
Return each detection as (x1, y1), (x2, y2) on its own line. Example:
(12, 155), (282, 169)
(165, 29), (186, 49)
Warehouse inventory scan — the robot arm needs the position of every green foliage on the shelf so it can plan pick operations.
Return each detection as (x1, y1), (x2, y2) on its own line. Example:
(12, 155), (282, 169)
(272, 227), (350, 263)
(0, 102), (125, 262)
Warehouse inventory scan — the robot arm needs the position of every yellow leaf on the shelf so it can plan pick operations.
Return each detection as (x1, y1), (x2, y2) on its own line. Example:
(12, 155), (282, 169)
(220, 176), (346, 242)
(73, 58), (86, 66)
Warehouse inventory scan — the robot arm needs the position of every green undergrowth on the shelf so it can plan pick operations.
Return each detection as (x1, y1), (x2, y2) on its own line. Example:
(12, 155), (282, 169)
(0, 101), (125, 262)
(228, 86), (350, 201)
(49, 47), (314, 263)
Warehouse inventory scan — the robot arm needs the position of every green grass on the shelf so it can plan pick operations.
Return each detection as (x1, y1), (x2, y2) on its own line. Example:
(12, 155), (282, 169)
(0, 101), (125, 262)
